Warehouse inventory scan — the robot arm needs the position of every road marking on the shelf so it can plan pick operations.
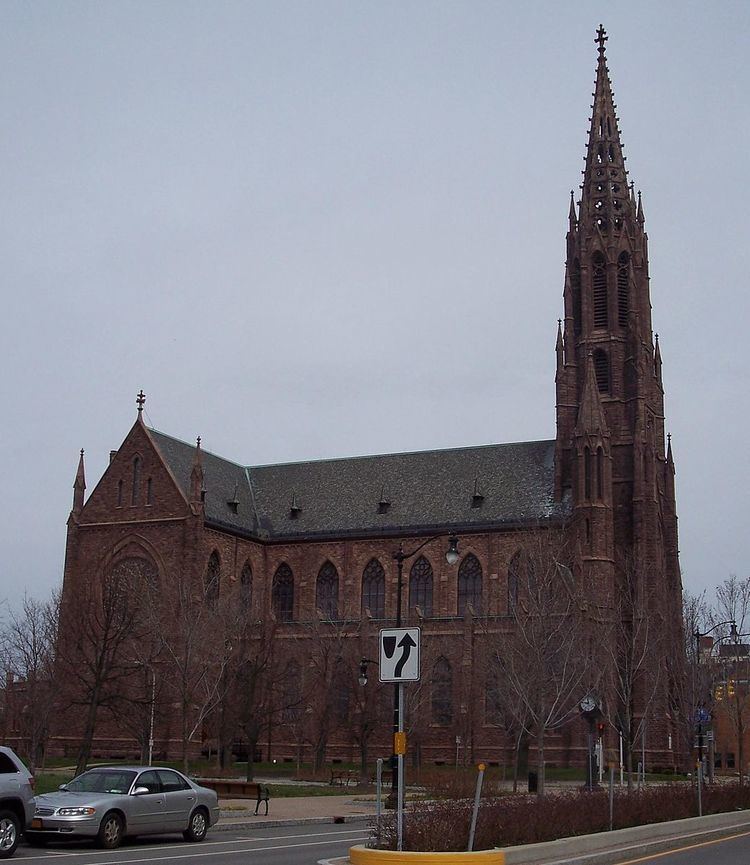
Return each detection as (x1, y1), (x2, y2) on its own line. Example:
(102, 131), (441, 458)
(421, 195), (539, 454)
(19, 836), (362, 865)
(19, 827), (369, 860)
(610, 829), (750, 864)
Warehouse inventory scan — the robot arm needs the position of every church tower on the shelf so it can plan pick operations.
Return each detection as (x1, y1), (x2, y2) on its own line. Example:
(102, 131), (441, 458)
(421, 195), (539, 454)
(555, 27), (680, 616)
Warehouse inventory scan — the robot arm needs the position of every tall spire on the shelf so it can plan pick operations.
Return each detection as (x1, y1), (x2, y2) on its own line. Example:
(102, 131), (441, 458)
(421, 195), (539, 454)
(73, 449), (86, 515)
(190, 436), (204, 505)
(575, 353), (610, 436)
(580, 26), (634, 235)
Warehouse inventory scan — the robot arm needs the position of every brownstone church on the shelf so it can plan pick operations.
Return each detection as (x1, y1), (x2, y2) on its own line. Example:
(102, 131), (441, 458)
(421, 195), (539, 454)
(57, 29), (683, 773)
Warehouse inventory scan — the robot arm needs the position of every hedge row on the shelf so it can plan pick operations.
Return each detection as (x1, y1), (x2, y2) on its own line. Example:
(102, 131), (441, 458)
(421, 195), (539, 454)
(376, 783), (750, 852)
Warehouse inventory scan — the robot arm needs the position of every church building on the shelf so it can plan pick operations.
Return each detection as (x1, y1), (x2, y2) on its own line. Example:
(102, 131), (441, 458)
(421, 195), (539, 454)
(57, 28), (683, 772)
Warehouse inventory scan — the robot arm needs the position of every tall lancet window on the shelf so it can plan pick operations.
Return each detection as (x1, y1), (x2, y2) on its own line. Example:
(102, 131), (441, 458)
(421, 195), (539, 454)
(617, 251), (630, 327)
(597, 447), (605, 500)
(593, 348), (610, 394)
(131, 457), (141, 505)
(572, 259), (582, 336)
(592, 252), (608, 329)
(584, 447), (592, 500)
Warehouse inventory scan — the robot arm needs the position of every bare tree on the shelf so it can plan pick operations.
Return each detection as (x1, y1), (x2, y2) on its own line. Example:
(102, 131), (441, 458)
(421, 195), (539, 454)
(145, 567), (230, 773)
(488, 533), (595, 795)
(1, 592), (59, 770)
(603, 555), (666, 789)
(56, 559), (151, 774)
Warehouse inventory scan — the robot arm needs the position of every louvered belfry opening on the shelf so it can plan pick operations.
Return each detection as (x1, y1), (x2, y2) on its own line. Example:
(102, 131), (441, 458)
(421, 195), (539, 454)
(593, 348), (610, 394)
(617, 251), (630, 327)
(572, 258), (582, 336)
(592, 252), (608, 329)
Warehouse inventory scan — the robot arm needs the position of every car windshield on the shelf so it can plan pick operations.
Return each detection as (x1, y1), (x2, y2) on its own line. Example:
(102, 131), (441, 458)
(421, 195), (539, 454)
(66, 769), (137, 795)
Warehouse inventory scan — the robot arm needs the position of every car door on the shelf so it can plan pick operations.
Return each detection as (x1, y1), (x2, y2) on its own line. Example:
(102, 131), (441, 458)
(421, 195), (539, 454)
(156, 770), (196, 831)
(127, 771), (166, 835)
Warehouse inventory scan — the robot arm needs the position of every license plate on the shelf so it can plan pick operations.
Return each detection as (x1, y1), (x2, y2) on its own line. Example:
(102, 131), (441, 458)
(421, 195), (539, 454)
(31, 818), (42, 829)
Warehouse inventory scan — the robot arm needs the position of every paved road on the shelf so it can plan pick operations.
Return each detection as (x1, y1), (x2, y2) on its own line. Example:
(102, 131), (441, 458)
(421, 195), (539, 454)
(13, 825), (369, 865)
(609, 828), (750, 865)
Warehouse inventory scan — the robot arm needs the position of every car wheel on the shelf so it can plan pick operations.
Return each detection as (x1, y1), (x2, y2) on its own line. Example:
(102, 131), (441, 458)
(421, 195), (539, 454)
(183, 807), (208, 842)
(97, 812), (124, 850)
(0, 810), (20, 859)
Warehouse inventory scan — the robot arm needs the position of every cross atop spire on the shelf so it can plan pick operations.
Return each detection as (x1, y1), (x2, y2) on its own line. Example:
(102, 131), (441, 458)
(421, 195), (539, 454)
(595, 24), (608, 55)
(136, 390), (146, 414)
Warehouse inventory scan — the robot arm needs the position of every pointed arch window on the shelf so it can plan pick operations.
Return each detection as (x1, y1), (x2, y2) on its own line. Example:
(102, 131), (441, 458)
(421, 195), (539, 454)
(597, 447), (604, 500)
(205, 551), (220, 608)
(508, 551), (521, 613)
(281, 660), (301, 722)
(431, 657), (452, 726)
(593, 348), (610, 393)
(146, 477), (153, 506)
(131, 457), (141, 505)
(572, 259), (582, 337)
(584, 447), (592, 500)
(117, 479), (123, 507)
(240, 562), (253, 612)
(457, 554), (482, 616)
(409, 556), (433, 617)
(315, 561), (339, 620)
(272, 563), (294, 622)
(361, 558), (385, 619)
(617, 251), (630, 327)
(592, 252), (608, 328)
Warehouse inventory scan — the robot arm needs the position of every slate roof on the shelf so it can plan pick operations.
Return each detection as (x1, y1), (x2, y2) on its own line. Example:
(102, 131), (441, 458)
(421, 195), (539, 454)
(149, 429), (570, 542)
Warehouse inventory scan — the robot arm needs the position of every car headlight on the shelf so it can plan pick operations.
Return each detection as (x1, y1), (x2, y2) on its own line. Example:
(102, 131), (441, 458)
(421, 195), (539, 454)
(57, 807), (96, 816)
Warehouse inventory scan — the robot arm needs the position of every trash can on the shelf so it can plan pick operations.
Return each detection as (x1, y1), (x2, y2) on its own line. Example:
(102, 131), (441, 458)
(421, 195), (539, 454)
(528, 771), (538, 793)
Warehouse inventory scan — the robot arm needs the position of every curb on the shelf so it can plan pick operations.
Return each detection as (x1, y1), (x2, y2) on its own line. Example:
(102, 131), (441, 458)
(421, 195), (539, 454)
(212, 814), (374, 832)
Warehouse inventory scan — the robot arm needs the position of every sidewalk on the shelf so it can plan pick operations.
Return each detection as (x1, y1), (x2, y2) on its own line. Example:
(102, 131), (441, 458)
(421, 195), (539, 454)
(214, 793), (378, 831)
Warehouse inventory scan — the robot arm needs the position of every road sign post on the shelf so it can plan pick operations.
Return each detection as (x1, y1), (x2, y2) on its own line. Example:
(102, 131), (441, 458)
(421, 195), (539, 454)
(379, 627), (421, 851)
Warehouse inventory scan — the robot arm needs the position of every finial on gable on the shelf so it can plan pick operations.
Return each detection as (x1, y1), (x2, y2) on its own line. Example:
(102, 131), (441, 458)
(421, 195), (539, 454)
(136, 390), (146, 416)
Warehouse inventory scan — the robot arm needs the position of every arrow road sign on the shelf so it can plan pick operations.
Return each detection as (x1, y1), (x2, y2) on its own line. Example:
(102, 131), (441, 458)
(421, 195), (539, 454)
(379, 627), (421, 682)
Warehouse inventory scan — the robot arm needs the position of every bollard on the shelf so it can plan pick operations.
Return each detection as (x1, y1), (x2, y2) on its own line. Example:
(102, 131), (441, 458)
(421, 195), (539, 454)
(467, 763), (486, 852)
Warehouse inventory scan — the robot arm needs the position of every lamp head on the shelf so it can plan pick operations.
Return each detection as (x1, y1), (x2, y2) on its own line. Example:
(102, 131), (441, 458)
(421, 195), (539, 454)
(445, 536), (460, 566)
(358, 658), (368, 687)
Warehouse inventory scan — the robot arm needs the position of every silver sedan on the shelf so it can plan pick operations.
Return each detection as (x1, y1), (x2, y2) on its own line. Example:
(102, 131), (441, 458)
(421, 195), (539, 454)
(26, 766), (220, 849)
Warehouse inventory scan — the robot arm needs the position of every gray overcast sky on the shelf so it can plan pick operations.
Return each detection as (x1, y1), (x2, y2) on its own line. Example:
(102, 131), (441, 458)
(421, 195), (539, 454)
(2, 1), (747, 604)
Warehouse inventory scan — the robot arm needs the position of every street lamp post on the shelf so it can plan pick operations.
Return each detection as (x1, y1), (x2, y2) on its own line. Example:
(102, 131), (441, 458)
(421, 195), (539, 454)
(693, 620), (736, 778)
(386, 534), (460, 808)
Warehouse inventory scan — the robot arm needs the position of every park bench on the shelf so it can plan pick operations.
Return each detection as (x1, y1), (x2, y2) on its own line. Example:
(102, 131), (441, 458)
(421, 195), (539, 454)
(196, 779), (270, 815)
(329, 768), (359, 787)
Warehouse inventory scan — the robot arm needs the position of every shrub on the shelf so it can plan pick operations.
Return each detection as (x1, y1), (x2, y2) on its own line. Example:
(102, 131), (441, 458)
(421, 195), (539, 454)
(375, 783), (750, 852)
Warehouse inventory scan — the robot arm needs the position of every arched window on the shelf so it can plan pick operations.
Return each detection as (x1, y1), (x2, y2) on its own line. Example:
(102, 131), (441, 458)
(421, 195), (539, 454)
(592, 252), (608, 328)
(281, 661), (301, 722)
(485, 668), (502, 725)
(131, 457), (141, 505)
(117, 479), (123, 507)
(409, 556), (433, 617)
(109, 556), (158, 597)
(146, 477), (153, 506)
(240, 562), (253, 612)
(507, 551), (521, 613)
(593, 348), (610, 393)
(205, 551), (220, 608)
(617, 251), (630, 327)
(361, 559), (385, 619)
(457, 554), (482, 616)
(431, 657), (452, 726)
(572, 259), (582, 336)
(316, 561), (339, 620)
(584, 447), (592, 500)
(272, 563), (294, 622)
(597, 447), (604, 500)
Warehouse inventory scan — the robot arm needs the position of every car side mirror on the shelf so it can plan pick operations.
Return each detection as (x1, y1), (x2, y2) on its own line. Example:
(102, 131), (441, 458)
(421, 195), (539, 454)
(132, 786), (150, 796)
(58, 784), (68, 791)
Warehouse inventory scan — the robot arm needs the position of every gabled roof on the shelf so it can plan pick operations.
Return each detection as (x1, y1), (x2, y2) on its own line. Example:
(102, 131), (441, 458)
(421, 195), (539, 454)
(149, 430), (570, 542)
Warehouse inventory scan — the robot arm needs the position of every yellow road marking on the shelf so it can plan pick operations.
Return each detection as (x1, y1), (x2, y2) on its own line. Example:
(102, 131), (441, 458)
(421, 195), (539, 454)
(612, 829), (750, 864)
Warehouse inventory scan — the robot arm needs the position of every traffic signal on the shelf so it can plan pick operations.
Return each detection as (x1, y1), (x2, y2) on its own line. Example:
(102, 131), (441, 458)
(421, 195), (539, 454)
(597, 722), (605, 736)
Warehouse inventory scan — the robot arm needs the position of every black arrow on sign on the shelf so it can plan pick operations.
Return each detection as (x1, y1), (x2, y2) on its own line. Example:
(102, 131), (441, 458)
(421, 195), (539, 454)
(394, 633), (417, 678)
